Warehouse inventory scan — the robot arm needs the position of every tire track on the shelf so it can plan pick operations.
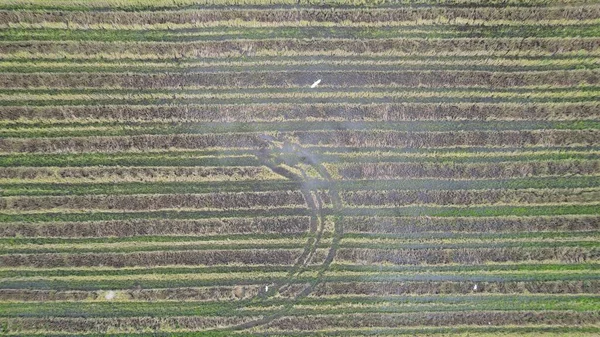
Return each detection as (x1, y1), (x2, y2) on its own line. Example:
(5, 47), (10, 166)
(226, 135), (343, 332)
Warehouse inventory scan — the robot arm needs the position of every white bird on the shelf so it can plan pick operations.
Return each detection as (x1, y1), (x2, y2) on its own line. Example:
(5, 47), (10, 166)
(105, 291), (115, 300)
(310, 79), (321, 88)
(473, 284), (478, 291)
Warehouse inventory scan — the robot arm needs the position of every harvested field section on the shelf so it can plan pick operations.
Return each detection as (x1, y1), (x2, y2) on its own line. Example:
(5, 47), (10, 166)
(1, 0), (599, 335)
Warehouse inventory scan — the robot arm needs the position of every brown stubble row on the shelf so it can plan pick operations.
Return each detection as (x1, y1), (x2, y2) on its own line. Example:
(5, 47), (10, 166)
(341, 215), (600, 233)
(336, 160), (600, 180)
(2, 38), (598, 58)
(0, 191), (306, 212)
(340, 188), (600, 207)
(0, 130), (597, 153)
(1, 70), (597, 89)
(0, 6), (597, 25)
(0, 217), (311, 237)
(1, 103), (598, 122)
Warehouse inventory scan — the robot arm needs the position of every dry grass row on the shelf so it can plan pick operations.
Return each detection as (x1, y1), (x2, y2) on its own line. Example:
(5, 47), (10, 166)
(265, 311), (600, 330)
(2, 70), (596, 89)
(312, 280), (600, 296)
(1, 103), (598, 122)
(0, 248), (302, 268)
(0, 216), (310, 237)
(341, 188), (600, 207)
(2, 38), (597, 59)
(0, 166), (278, 183)
(0, 191), (306, 212)
(335, 247), (596, 265)
(1, 7), (597, 25)
(342, 215), (600, 233)
(335, 160), (600, 180)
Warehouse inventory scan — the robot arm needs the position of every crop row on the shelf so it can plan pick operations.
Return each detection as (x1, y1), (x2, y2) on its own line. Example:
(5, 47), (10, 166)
(0, 216), (310, 238)
(2, 267), (596, 291)
(334, 160), (600, 179)
(0, 166), (280, 183)
(339, 188), (600, 207)
(2, 187), (597, 212)
(1, 261), (593, 280)
(3, 310), (600, 334)
(0, 0), (587, 11)
(2, 56), (598, 75)
(2, 6), (597, 26)
(3, 70), (597, 89)
(289, 130), (600, 148)
(2, 245), (596, 268)
(1, 315), (257, 334)
(334, 247), (598, 265)
(4, 234), (590, 255)
(342, 215), (600, 233)
(0, 190), (306, 212)
(2, 280), (598, 303)
(3, 87), (599, 106)
(0, 237), (315, 255)
(5, 121), (600, 140)
(4, 25), (600, 43)
(263, 311), (600, 331)
(0, 248), (307, 268)
(2, 103), (596, 123)
(0, 203), (596, 224)
(2, 38), (598, 59)
(0, 295), (597, 319)
(0, 149), (596, 169)
(1, 130), (597, 154)
(311, 280), (600, 296)
(0, 284), (265, 302)
(3, 176), (597, 198)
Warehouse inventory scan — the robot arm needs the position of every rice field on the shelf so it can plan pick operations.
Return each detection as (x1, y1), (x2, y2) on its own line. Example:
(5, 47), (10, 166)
(0, 0), (599, 335)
